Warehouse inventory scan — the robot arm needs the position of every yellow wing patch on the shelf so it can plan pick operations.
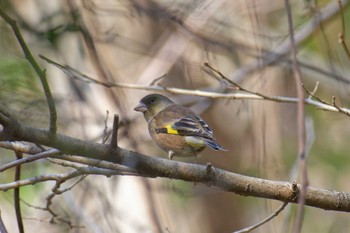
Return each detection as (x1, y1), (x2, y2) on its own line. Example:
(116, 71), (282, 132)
(164, 125), (179, 135)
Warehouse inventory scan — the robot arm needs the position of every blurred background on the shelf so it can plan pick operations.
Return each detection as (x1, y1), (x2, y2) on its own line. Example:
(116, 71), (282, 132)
(1, 0), (350, 232)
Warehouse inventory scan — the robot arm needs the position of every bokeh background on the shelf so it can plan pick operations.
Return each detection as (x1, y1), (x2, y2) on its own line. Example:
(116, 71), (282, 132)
(1, 0), (350, 232)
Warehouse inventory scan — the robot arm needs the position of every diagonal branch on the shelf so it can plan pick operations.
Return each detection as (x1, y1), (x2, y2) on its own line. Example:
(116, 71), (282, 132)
(0, 8), (57, 133)
(234, 202), (289, 233)
(230, 0), (348, 82)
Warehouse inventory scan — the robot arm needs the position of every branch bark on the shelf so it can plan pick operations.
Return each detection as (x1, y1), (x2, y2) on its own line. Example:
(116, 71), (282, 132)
(1, 105), (350, 212)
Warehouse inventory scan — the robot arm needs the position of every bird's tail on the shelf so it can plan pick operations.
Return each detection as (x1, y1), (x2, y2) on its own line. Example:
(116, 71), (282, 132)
(203, 138), (228, 151)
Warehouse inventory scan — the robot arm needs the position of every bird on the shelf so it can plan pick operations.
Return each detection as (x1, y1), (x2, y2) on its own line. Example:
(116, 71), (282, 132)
(134, 93), (227, 159)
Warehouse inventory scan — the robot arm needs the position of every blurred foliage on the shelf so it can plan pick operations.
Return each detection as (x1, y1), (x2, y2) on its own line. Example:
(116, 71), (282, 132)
(0, 58), (40, 95)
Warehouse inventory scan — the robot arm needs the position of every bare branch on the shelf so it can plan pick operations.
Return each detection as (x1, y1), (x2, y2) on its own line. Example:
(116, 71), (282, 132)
(337, 0), (350, 60)
(0, 141), (43, 154)
(0, 8), (57, 133)
(39, 56), (350, 117)
(13, 151), (24, 233)
(332, 96), (350, 117)
(1, 105), (350, 212)
(45, 170), (87, 224)
(149, 74), (167, 86)
(230, 0), (348, 82)
(0, 149), (60, 172)
(102, 110), (110, 144)
(110, 114), (119, 148)
(0, 165), (134, 191)
(234, 202), (289, 233)
(302, 82), (325, 104)
(204, 62), (275, 99)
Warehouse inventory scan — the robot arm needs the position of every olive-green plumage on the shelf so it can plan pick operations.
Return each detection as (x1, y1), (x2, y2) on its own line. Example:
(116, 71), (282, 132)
(134, 94), (226, 159)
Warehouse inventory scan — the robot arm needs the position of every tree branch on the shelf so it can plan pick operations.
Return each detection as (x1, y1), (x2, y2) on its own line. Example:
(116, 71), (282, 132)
(1, 105), (350, 212)
(337, 0), (350, 60)
(39, 55), (350, 117)
(0, 8), (57, 133)
(13, 151), (24, 233)
(0, 149), (60, 172)
(230, 0), (348, 83)
(234, 202), (288, 233)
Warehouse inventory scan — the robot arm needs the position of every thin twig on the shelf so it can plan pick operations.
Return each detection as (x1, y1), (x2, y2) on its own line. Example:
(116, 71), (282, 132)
(110, 114), (119, 148)
(44, 166), (88, 225)
(332, 96), (350, 116)
(14, 151), (24, 233)
(22, 195), (74, 227)
(67, 0), (124, 111)
(234, 202), (288, 233)
(0, 149), (60, 172)
(0, 9), (57, 133)
(309, 82), (319, 98)
(302, 82), (322, 102)
(0, 166), (134, 191)
(47, 158), (84, 170)
(230, 0), (348, 82)
(39, 55), (115, 87)
(149, 74), (167, 85)
(39, 55), (350, 117)
(102, 110), (110, 144)
(337, 0), (350, 60)
(205, 62), (276, 100)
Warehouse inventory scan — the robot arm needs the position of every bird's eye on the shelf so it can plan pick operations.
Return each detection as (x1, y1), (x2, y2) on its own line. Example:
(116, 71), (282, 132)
(150, 98), (155, 103)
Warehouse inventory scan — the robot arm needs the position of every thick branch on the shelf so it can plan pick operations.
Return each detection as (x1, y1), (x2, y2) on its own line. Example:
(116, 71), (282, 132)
(1, 105), (350, 212)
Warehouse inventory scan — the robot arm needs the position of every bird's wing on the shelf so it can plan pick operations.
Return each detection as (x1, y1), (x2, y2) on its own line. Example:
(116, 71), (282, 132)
(172, 115), (213, 138)
(153, 105), (214, 139)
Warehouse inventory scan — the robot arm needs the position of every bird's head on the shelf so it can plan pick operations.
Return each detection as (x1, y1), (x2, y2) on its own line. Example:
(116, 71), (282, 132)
(134, 94), (174, 121)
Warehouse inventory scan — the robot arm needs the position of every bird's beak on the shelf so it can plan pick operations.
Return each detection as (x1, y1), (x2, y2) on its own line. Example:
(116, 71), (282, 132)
(134, 102), (147, 112)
